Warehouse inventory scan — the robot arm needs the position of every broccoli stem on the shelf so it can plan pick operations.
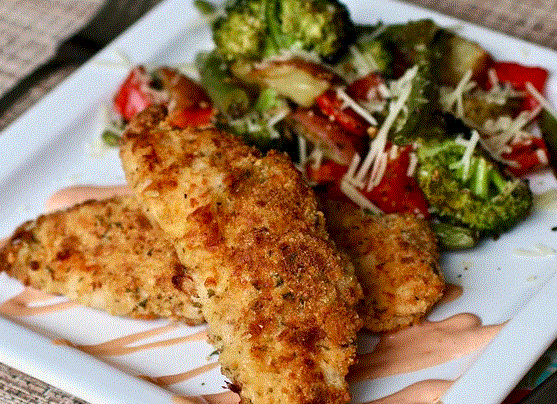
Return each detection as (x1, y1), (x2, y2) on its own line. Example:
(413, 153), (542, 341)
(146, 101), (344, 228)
(265, 0), (292, 52)
(431, 222), (477, 250)
(102, 130), (122, 147)
(451, 155), (508, 200)
(489, 168), (508, 194)
(472, 157), (488, 199)
(196, 52), (251, 119)
(193, 0), (216, 15)
(254, 88), (279, 112)
(540, 109), (557, 167)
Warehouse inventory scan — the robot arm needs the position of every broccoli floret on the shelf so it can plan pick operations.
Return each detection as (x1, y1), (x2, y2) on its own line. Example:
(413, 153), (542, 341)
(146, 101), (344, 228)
(379, 19), (442, 71)
(212, 0), (354, 62)
(213, 0), (266, 61)
(391, 65), (436, 143)
(430, 222), (478, 250)
(415, 136), (533, 234)
(222, 87), (292, 151)
(334, 32), (393, 80)
(540, 109), (557, 168)
(356, 37), (392, 75)
(359, 20), (441, 144)
(195, 51), (252, 119)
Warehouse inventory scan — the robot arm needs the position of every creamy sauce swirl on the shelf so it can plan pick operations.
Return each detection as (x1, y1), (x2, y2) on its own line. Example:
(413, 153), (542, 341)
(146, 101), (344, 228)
(45, 184), (131, 212)
(0, 288), (77, 316)
(173, 391), (240, 404)
(144, 362), (220, 387)
(53, 324), (208, 356)
(349, 313), (505, 382)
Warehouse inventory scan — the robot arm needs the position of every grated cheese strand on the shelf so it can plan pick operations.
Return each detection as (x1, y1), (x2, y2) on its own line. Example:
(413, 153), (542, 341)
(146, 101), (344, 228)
(525, 82), (557, 119)
(345, 153), (361, 179)
(308, 147), (324, 171)
(407, 152), (418, 177)
(367, 150), (389, 190)
(351, 65), (419, 188)
(451, 130), (480, 181)
(336, 87), (378, 126)
(348, 45), (373, 78)
(267, 108), (290, 128)
(487, 67), (499, 87)
(537, 147), (549, 166)
(298, 135), (308, 166)
(340, 180), (383, 214)
(477, 137), (520, 167)
(439, 69), (476, 118)
(481, 108), (541, 161)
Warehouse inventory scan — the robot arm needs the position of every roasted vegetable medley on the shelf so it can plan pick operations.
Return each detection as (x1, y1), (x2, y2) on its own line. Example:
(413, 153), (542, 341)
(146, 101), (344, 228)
(103, 0), (557, 250)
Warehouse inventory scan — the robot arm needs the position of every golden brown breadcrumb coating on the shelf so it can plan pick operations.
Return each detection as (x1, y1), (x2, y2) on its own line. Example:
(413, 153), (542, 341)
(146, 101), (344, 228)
(320, 197), (445, 332)
(120, 105), (362, 404)
(0, 196), (203, 324)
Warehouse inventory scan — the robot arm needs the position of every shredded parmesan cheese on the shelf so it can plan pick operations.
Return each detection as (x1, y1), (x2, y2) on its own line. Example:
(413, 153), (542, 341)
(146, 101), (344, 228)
(308, 147), (324, 171)
(345, 153), (361, 180)
(266, 108), (290, 138)
(407, 152), (418, 177)
(487, 67), (499, 88)
(335, 87), (378, 126)
(298, 135), (308, 166)
(378, 82), (391, 99)
(481, 108), (541, 162)
(348, 45), (374, 78)
(449, 131), (480, 181)
(344, 65), (419, 190)
(339, 180), (383, 214)
(525, 81), (557, 119)
(537, 147), (549, 165)
(439, 69), (476, 118)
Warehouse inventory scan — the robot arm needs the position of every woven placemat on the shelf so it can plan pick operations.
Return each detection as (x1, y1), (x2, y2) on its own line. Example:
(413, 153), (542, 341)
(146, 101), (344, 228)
(0, 362), (88, 403)
(0, 0), (105, 97)
(0, 0), (162, 131)
(405, 0), (557, 50)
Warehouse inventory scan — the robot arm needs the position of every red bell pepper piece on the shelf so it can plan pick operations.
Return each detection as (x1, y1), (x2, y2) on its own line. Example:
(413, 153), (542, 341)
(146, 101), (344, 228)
(490, 62), (549, 111)
(361, 145), (430, 218)
(289, 107), (366, 166)
(315, 89), (370, 137)
(308, 145), (430, 217)
(113, 67), (154, 121)
(501, 137), (550, 177)
(168, 105), (216, 128)
(305, 159), (348, 184)
(346, 72), (385, 102)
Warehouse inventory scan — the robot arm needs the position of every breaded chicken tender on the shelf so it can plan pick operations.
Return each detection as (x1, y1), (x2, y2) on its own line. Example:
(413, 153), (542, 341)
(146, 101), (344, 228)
(120, 106), (362, 404)
(0, 196), (203, 324)
(320, 197), (444, 332)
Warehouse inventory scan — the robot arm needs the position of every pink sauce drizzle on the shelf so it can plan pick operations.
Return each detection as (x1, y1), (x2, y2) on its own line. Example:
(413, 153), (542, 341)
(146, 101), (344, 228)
(0, 185), (508, 404)
(349, 313), (506, 382)
(0, 287), (77, 316)
(203, 391), (241, 404)
(45, 184), (131, 212)
(53, 324), (208, 356)
(173, 391), (240, 404)
(144, 362), (220, 387)
(438, 283), (463, 305)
